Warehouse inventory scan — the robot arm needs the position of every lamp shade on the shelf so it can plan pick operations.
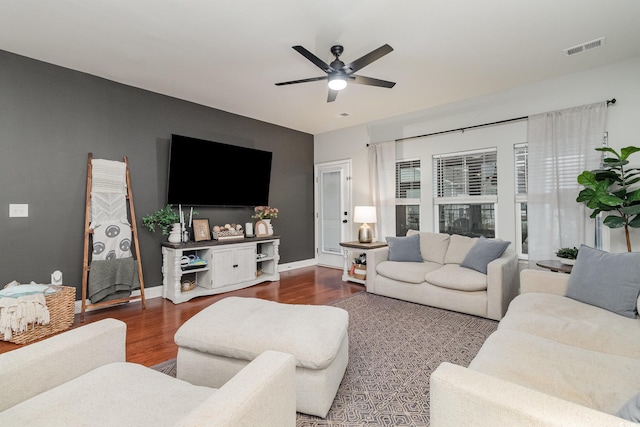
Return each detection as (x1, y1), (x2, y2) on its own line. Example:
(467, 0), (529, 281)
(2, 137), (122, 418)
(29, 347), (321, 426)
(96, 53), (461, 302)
(354, 206), (377, 223)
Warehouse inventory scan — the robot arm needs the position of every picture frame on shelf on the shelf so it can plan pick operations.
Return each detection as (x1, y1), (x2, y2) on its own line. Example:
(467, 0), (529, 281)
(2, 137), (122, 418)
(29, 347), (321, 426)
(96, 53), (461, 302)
(192, 219), (211, 242)
(255, 220), (269, 237)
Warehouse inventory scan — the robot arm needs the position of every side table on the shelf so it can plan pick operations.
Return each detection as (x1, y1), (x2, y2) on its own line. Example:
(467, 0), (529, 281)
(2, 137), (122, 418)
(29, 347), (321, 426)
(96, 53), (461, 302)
(535, 259), (573, 274)
(339, 241), (388, 285)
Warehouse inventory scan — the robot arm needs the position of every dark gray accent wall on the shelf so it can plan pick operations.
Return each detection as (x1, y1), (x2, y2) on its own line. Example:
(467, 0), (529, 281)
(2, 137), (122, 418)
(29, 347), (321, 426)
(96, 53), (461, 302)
(0, 50), (314, 296)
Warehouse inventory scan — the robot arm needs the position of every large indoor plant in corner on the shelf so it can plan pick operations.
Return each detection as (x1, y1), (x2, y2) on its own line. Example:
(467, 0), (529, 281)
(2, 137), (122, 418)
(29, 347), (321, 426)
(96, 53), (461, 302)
(577, 146), (640, 252)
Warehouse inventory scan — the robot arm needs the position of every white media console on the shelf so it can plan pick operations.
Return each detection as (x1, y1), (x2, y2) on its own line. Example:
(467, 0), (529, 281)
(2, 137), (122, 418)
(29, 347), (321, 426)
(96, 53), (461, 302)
(161, 236), (280, 304)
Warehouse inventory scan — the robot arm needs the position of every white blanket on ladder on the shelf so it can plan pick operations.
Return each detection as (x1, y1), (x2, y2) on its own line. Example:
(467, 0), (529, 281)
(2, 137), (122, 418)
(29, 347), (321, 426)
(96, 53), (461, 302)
(91, 159), (127, 194)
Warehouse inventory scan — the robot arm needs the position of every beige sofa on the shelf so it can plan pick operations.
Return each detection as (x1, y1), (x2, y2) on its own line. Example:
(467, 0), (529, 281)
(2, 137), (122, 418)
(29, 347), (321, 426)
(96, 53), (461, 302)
(0, 318), (296, 427)
(366, 230), (519, 320)
(430, 269), (640, 426)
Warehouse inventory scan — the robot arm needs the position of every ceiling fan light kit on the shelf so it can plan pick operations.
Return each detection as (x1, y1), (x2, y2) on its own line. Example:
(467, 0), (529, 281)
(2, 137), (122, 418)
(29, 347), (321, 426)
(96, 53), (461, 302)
(328, 75), (347, 91)
(276, 44), (396, 102)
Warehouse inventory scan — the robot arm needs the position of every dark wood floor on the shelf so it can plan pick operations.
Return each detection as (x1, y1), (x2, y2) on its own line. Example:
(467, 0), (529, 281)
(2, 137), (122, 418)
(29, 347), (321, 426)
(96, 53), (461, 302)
(0, 266), (363, 367)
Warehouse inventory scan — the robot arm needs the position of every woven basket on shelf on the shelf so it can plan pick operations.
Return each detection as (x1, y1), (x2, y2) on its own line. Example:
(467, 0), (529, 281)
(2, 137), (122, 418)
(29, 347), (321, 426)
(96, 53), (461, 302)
(353, 265), (366, 280)
(4, 285), (76, 345)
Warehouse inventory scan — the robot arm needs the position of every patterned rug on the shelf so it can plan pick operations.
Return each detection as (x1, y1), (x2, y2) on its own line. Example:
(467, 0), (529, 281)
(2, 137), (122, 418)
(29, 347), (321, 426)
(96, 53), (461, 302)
(152, 292), (498, 426)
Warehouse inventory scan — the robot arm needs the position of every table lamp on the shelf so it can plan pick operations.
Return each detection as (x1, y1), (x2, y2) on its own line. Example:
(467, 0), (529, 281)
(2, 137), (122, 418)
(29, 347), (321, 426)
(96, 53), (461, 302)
(354, 206), (377, 243)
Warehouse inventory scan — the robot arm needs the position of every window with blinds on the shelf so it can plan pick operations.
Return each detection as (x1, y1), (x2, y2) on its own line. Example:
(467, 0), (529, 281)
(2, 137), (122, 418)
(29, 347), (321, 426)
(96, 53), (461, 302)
(514, 143), (528, 256)
(396, 159), (420, 236)
(396, 159), (421, 200)
(433, 149), (497, 238)
(515, 143), (528, 198)
(433, 149), (498, 199)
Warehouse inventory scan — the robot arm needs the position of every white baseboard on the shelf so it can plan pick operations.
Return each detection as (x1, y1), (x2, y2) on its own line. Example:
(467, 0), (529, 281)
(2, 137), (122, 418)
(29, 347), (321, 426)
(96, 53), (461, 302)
(73, 258), (318, 314)
(278, 258), (317, 271)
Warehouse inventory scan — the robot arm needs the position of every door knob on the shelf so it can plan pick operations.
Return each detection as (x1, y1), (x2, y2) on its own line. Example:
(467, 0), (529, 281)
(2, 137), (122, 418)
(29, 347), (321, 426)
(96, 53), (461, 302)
(342, 220), (348, 223)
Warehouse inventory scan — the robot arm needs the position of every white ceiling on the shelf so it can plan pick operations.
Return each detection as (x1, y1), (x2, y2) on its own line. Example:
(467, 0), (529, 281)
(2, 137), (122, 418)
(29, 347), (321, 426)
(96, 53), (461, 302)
(1, 1), (639, 135)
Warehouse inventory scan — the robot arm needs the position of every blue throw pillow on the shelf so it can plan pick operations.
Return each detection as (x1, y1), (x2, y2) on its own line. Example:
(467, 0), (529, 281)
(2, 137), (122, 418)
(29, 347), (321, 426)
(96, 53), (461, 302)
(386, 234), (423, 262)
(617, 390), (640, 422)
(566, 244), (640, 318)
(460, 236), (510, 274)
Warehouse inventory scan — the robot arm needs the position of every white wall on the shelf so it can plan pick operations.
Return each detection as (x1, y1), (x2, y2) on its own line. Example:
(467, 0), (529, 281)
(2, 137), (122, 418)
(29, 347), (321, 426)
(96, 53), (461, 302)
(315, 56), (640, 252)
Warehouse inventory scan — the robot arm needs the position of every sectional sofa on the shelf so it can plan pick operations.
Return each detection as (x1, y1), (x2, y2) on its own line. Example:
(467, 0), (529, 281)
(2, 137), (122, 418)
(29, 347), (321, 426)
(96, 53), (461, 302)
(431, 245), (640, 426)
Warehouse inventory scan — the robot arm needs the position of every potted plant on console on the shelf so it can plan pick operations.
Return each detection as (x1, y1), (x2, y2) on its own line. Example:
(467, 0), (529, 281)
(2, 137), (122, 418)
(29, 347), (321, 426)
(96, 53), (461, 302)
(142, 204), (181, 242)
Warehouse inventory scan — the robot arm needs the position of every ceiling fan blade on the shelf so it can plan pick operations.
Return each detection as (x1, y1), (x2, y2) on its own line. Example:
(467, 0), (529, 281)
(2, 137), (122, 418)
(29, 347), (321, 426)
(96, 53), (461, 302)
(343, 44), (393, 74)
(327, 89), (338, 103)
(292, 45), (332, 73)
(275, 76), (328, 86)
(351, 75), (396, 88)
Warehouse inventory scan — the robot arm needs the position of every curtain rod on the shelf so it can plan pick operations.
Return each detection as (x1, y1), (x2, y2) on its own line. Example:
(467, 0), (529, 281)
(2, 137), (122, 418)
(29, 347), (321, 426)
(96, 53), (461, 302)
(367, 98), (616, 146)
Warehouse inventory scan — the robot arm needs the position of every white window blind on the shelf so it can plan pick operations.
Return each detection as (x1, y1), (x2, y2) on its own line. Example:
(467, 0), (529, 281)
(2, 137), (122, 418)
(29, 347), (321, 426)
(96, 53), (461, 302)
(396, 159), (420, 200)
(433, 149), (497, 200)
(514, 143), (528, 200)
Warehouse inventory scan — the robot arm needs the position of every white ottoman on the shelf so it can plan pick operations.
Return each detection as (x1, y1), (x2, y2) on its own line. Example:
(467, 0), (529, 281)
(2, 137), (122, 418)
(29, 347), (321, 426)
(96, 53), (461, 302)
(174, 296), (349, 418)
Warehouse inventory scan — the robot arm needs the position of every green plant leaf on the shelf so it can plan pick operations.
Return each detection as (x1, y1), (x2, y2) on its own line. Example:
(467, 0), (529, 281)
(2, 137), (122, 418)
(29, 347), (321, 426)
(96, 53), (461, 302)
(620, 205), (640, 215)
(629, 215), (640, 228)
(596, 147), (621, 157)
(577, 171), (597, 187)
(576, 188), (596, 203)
(603, 215), (626, 228)
(625, 177), (640, 186)
(621, 146), (640, 160)
(628, 189), (640, 203)
(602, 159), (628, 167)
(597, 194), (625, 206)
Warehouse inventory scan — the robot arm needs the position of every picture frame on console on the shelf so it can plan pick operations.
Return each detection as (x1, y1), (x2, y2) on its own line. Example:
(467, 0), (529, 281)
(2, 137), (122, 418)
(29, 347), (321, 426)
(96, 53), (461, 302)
(192, 219), (211, 242)
(255, 220), (269, 237)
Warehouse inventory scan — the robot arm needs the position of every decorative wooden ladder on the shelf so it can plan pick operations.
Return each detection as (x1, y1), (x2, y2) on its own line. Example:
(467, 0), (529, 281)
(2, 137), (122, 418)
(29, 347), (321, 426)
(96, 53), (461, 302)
(81, 153), (146, 321)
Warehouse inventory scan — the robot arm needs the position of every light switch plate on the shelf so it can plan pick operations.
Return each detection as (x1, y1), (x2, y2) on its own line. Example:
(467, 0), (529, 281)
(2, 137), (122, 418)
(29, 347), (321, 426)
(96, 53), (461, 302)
(9, 204), (28, 217)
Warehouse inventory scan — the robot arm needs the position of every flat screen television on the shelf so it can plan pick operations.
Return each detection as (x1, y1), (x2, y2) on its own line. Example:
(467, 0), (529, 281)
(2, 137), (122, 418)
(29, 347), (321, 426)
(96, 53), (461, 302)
(167, 134), (272, 206)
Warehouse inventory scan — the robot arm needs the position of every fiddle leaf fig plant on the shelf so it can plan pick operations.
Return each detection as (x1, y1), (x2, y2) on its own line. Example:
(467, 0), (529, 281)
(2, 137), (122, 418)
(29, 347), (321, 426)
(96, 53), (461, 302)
(576, 146), (640, 252)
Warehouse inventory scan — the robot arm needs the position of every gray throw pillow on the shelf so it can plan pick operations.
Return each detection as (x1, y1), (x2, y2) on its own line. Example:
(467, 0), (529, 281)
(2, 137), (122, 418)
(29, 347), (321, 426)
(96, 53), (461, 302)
(460, 236), (510, 274)
(566, 244), (640, 319)
(386, 234), (423, 262)
(617, 390), (640, 422)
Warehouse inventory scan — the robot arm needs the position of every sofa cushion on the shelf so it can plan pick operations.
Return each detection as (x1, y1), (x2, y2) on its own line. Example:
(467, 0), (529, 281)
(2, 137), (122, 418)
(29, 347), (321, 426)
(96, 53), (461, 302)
(499, 292), (640, 358)
(376, 260), (441, 284)
(386, 233), (423, 262)
(0, 362), (214, 426)
(425, 264), (488, 292)
(469, 329), (640, 415)
(407, 230), (451, 264)
(443, 234), (478, 264)
(460, 236), (511, 274)
(566, 244), (640, 319)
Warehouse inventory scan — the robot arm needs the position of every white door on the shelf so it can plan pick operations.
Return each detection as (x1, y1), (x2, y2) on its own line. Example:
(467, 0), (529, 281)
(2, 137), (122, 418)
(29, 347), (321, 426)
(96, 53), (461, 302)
(315, 160), (352, 268)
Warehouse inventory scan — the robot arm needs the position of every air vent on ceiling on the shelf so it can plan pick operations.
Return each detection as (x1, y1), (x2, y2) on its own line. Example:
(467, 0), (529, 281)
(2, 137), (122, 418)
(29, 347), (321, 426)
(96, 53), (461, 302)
(564, 37), (606, 56)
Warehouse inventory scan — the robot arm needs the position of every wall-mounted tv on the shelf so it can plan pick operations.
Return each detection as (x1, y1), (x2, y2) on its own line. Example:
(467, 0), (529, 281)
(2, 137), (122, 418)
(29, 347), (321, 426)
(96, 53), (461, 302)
(167, 134), (272, 206)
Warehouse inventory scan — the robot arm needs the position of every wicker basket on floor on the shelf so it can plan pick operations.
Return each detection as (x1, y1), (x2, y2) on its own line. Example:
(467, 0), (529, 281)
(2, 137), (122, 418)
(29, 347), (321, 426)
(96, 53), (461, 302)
(5, 285), (76, 345)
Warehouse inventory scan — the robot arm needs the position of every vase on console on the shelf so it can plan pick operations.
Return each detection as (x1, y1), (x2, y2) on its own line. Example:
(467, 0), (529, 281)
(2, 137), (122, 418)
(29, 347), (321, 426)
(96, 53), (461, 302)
(168, 223), (182, 243)
(263, 219), (274, 235)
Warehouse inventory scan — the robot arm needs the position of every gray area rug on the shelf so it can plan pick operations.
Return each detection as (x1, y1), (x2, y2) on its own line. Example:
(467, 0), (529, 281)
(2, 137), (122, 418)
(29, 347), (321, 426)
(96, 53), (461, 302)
(152, 292), (498, 426)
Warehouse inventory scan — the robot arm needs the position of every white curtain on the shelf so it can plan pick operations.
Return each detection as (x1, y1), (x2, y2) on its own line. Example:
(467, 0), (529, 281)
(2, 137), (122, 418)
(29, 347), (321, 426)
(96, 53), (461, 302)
(527, 102), (607, 265)
(368, 141), (396, 241)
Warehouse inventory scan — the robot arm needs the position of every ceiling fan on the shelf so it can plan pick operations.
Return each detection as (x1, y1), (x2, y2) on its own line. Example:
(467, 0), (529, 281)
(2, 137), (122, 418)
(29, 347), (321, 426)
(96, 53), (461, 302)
(275, 44), (396, 102)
